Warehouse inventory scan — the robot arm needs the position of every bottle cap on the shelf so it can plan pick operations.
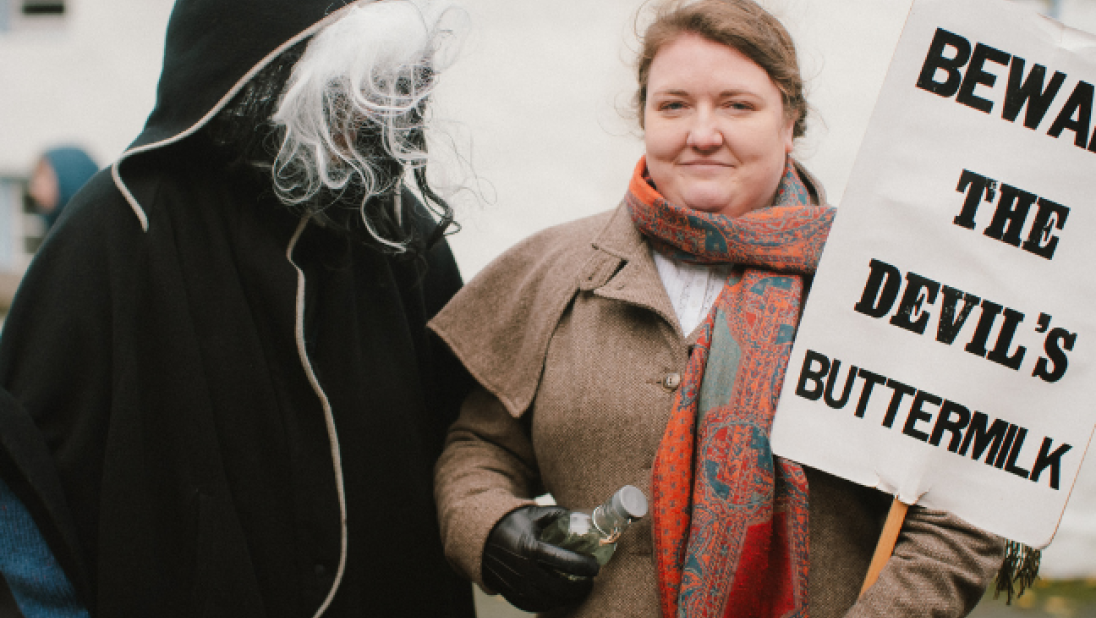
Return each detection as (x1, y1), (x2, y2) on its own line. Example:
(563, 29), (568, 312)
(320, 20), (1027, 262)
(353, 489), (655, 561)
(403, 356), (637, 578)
(610, 485), (648, 520)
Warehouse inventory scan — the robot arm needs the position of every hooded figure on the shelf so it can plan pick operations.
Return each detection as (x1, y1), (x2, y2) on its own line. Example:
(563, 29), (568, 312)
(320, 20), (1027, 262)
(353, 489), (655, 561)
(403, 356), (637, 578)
(0, 1), (476, 617)
(27, 146), (99, 231)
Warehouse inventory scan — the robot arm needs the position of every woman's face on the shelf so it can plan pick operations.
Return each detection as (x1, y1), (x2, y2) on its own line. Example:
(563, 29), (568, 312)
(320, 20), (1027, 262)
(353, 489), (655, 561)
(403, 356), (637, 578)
(28, 158), (59, 214)
(644, 33), (794, 218)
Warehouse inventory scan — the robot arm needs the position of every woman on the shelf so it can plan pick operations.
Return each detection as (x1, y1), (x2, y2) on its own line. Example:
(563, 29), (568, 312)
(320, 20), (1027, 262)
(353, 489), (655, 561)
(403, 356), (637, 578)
(431, 1), (1005, 616)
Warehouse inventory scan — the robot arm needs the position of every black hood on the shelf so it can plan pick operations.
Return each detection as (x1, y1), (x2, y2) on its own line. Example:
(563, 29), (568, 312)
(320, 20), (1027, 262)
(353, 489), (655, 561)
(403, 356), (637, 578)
(134, 0), (358, 150)
(114, 0), (364, 229)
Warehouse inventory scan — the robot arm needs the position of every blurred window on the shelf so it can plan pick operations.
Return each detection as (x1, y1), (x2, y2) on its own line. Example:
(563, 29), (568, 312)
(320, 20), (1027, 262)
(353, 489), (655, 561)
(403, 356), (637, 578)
(2, 0), (65, 32)
(0, 177), (39, 272)
(21, 0), (63, 15)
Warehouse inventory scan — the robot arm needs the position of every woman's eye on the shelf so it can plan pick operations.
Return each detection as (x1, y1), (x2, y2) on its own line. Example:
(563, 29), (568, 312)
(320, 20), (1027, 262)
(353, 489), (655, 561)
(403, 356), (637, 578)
(660, 101), (686, 111)
(726, 101), (752, 111)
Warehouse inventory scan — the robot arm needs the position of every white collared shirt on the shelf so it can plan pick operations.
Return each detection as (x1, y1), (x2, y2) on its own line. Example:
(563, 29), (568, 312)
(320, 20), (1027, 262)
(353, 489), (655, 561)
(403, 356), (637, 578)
(651, 249), (732, 337)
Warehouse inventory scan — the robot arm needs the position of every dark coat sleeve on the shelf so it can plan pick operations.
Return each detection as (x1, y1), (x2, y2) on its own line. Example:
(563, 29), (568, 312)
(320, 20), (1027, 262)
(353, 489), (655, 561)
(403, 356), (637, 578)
(0, 170), (143, 607)
(392, 197), (475, 457)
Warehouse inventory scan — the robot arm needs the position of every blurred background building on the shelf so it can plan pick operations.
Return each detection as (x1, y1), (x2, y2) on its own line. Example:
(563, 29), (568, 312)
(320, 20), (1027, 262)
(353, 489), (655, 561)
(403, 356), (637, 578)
(1, 0), (1094, 616)
(0, 0), (173, 310)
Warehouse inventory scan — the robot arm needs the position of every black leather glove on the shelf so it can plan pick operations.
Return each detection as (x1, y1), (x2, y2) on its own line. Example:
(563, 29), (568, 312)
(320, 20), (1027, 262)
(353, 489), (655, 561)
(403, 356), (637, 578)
(481, 505), (601, 613)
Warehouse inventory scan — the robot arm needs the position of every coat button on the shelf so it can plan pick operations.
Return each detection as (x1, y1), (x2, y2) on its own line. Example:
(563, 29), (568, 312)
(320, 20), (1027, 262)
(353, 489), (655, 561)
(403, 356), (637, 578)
(662, 373), (682, 391)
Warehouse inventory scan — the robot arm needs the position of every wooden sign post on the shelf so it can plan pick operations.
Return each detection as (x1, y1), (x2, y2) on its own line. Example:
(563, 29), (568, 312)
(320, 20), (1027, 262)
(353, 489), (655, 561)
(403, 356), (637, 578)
(859, 499), (909, 596)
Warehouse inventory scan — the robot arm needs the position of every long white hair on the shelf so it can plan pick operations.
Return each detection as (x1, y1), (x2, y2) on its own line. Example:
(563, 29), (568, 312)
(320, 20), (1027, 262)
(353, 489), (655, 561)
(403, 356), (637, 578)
(271, 0), (464, 251)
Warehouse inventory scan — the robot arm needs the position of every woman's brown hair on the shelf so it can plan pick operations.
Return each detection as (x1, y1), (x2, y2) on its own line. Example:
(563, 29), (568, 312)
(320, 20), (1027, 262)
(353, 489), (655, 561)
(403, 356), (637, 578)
(635, 0), (807, 139)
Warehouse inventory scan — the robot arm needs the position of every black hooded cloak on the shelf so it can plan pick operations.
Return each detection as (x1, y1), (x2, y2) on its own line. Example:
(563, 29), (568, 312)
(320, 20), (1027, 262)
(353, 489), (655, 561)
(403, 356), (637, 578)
(0, 1), (476, 617)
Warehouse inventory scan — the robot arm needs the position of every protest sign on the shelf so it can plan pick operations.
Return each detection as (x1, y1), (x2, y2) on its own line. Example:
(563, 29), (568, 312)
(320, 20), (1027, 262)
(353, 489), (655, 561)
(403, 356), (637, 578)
(771, 0), (1096, 548)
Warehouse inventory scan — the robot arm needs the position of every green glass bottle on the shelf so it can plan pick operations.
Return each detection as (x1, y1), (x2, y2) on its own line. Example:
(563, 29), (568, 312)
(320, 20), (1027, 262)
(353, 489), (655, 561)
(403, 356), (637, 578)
(539, 485), (648, 572)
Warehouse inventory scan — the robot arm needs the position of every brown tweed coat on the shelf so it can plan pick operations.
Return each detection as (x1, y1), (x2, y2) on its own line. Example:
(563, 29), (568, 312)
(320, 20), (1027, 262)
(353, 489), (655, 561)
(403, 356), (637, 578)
(430, 203), (1005, 618)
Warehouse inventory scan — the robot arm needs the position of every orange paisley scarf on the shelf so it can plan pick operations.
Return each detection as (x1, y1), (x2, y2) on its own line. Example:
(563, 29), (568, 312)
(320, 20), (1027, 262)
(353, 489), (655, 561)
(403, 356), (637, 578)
(626, 156), (834, 618)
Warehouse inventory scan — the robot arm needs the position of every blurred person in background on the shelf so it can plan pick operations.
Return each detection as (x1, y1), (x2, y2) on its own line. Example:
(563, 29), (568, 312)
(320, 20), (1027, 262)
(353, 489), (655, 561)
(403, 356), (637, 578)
(430, 0), (1006, 616)
(26, 147), (99, 233)
(0, 0), (476, 617)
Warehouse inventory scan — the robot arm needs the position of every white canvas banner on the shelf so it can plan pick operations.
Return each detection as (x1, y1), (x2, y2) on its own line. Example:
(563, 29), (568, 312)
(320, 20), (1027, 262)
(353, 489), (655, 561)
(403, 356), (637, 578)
(771, 0), (1096, 548)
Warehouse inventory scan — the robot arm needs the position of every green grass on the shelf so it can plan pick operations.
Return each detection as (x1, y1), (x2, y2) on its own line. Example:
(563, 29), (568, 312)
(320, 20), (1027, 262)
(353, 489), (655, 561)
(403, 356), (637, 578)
(980, 579), (1096, 616)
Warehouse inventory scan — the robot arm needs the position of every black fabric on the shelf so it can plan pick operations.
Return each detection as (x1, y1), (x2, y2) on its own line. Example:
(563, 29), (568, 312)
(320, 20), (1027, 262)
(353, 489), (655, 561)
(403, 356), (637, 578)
(0, 1), (476, 616)
(131, 0), (351, 151)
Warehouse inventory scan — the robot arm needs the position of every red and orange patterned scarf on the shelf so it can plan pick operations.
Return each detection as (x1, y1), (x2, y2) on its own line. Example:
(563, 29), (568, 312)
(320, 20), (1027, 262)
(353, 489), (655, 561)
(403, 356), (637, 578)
(626, 156), (834, 618)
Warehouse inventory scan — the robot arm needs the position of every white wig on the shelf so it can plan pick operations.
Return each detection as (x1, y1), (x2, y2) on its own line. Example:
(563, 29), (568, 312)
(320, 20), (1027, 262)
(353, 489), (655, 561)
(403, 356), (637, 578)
(271, 0), (463, 250)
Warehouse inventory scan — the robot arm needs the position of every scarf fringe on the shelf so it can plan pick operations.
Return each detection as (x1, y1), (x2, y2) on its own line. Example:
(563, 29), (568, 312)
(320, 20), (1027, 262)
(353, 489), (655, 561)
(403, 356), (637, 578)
(993, 541), (1040, 604)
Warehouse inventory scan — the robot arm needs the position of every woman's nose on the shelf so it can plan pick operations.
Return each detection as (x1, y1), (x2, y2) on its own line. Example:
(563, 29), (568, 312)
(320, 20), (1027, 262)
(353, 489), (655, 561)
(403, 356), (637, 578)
(686, 113), (723, 151)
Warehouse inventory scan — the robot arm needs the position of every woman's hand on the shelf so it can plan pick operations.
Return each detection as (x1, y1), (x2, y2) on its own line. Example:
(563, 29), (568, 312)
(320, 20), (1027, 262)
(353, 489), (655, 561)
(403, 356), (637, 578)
(481, 505), (600, 612)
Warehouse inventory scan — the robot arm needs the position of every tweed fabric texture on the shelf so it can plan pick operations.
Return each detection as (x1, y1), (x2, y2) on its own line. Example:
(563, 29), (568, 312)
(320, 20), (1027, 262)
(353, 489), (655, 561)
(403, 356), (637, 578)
(430, 186), (1005, 618)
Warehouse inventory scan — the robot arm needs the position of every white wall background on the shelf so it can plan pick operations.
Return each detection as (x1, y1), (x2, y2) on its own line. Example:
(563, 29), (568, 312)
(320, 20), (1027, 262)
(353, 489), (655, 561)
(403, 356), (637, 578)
(2, 0), (1094, 576)
(0, 0), (175, 175)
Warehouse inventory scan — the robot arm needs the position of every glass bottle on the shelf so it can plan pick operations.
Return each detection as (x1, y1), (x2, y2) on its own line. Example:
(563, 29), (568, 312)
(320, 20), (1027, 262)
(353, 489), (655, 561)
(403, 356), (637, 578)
(539, 485), (648, 572)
